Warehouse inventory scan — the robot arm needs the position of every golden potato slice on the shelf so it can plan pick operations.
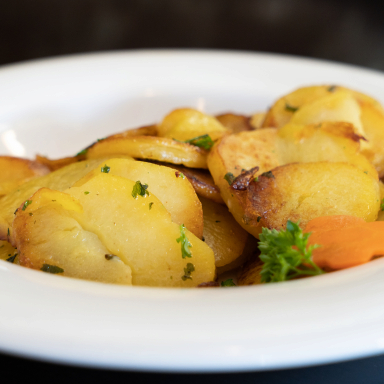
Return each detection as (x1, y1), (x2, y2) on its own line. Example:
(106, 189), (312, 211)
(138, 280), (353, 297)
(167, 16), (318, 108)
(72, 158), (203, 239)
(108, 124), (158, 139)
(0, 240), (18, 263)
(249, 112), (267, 129)
(278, 122), (377, 179)
(86, 136), (208, 168)
(13, 189), (132, 285)
(216, 113), (253, 133)
(199, 196), (248, 267)
(158, 108), (228, 142)
(35, 154), (85, 172)
(66, 174), (215, 287)
(246, 162), (380, 230)
(207, 129), (280, 238)
(0, 159), (110, 241)
(0, 156), (50, 196)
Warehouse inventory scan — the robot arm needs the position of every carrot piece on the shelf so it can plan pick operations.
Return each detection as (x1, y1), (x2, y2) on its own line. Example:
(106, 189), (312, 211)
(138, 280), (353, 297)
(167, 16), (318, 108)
(304, 216), (384, 270)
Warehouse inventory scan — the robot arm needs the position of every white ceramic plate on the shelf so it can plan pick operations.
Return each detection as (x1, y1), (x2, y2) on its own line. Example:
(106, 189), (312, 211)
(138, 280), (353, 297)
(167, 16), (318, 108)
(1, 50), (384, 373)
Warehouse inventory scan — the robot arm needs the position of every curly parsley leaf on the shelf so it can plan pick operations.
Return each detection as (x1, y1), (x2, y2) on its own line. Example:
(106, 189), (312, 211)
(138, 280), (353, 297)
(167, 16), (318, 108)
(181, 263), (195, 281)
(40, 264), (64, 274)
(176, 224), (192, 259)
(184, 134), (214, 150)
(259, 220), (323, 283)
(221, 278), (236, 287)
(132, 181), (149, 199)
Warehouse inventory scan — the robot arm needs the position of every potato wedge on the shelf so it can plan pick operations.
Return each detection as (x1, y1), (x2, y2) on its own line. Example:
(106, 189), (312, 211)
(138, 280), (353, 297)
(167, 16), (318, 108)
(66, 174), (215, 287)
(0, 158), (112, 241)
(0, 156), (50, 196)
(200, 196), (248, 267)
(72, 158), (204, 239)
(246, 162), (380, 230)
(86, 136), (208, 168)
(216, 113), (253, 133)
(158, 108), (228, 142)
(13, 189), (132, 285)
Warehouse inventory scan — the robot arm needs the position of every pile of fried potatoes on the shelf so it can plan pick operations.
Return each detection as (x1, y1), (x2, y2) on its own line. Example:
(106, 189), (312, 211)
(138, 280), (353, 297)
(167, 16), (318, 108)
(1, 84), (383, 287)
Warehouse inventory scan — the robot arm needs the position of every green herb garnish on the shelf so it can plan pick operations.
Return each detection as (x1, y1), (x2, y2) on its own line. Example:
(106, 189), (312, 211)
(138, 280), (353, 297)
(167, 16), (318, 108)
(132, 181), (149, 199)
(149, 202), (154, 210)
(175, 171), (185, 179)
(184, 134), (214, 150)
(328, 85), (337, 92)
(176, 224), (192, 259)
(40, 264), (64, 274)
(101, 164), (110, 173)
(22, 200), (32, 211)
(257, 216), (262, 223)
(259, 220), (323, 283)
(181, 263), (195, 281)
(224, 172), (235, 185)
(261, 171), (275, 179)
(285, 102), (299, 113)
(221, 278), (236, 287)
(76, 148), (88, 156)
(6, 254), (17, 263)
(84, 191), (90, 195)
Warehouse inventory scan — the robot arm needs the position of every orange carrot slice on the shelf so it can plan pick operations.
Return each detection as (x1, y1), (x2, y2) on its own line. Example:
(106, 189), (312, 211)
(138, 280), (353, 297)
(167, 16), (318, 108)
(304, 215), (384, 270)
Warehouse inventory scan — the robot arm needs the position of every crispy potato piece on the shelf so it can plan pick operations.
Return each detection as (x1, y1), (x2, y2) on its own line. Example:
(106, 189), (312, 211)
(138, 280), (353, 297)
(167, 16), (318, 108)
(66, 174), (215, 287)
(0, 158), (111, 241)
(237, 254), (263, 286)
(249, 112), (267, 130)
(73, 158), (204, 239)
(278, 122), (377, 179)
(0, 240), (18, 262)
(158, 108), (228, 142)
(35, 154), (85, 172)
(246, 162), (380, 230)
(207, 129), (280, 238)
(200, 196), (248, 267)
(13, 189), (132, 285)
(0, 156), (50, 196)
(86, 136), (208, 168)
(108, 124), (158, 139)
(216, 113), (253, 133)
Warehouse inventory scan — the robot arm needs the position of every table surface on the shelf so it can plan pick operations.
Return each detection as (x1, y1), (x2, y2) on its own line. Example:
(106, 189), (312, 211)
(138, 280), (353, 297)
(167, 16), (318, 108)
(2, 351), (384, 383)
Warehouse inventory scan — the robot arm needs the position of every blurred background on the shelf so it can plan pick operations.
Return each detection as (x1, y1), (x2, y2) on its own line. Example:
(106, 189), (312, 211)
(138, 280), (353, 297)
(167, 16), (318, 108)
(1, 0), (384, 70)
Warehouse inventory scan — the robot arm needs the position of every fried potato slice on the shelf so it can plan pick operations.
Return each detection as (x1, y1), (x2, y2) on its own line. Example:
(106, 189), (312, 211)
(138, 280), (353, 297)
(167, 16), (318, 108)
(249, 112), (267, 130)
(73, 158), (204, 239)
(35, 154), (85, 172)
(13, 189), (132, 285)
(0, 159), (110, 241)
(66, 174), (215, 287)
(158, 108), (228, 142)
(216, 113), (253, 133)
(0, 156), (50, 196)
(200, 196), (248, 267)
(86, 136), (208, 168)
(0, 240), (18, 262)
(107, 124), (158, 139)
(246, 162), (380, 230)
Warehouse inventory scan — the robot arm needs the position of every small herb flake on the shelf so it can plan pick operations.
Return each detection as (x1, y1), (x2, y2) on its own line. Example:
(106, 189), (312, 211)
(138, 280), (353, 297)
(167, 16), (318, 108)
(224, 172), (235, 185)
(364, 171), (368, 174)
(7, 228), (10, 237)
(22, 200), (32, 211)
(181, 263), (195, 281)
(6, 254), (17, 263)
(328, 85), (337, 92)
(257, 216), (262, 223)
(176, 224), (192, 259)
(14, 208), (18, 215)
(132, 181), (149, 199)
(101, 164), (110, 173)
(184, 134), (214, 150)
(76, 148), (88, 156)
(175, 171), (185, 179)
(285, 102), (299, 113)
(261, 171), (275, 179)
(149, 202), (154, 210)
(105, 254), (117, 260)
(29, 212), (33, 216)
(40, 264), (64, 274)
(84, 191), (90, 195)
(254, 177), (259, 182)
(221, 279), (236, 287)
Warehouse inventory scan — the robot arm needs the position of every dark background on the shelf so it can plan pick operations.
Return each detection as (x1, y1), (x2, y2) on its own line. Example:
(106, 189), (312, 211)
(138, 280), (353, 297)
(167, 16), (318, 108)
(1, 0), (384, 383)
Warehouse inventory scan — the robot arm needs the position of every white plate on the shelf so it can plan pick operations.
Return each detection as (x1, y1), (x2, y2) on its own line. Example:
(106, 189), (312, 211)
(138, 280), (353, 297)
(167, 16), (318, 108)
(1, 50), (384, 373)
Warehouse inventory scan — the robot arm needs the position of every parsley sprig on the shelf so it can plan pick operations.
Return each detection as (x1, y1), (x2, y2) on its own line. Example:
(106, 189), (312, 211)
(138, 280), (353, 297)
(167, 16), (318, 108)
(176, 224), (192, 258)
(132, 181), (149, 198)
(259, 220), (323, 283)
(183, 134), (214, 150)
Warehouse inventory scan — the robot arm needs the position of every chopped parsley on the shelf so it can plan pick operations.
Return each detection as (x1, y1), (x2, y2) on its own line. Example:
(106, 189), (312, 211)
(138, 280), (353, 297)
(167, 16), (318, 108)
(259, 220), (323, 283)
(221, 278), (236, 287)
(6, 254), (17, 263)
(149, 202), (154, 210)
(84, 191), (90, 195)
(224, 172), (235, 185)
(181, 263), (195, 281)
(176, 224), (192, 259)
(257, 216), (262, 223)
(184, 134), (214, 150)
(7, 228), (10, 237)
(76, 148), (88, 156)
(254, 177), (259, 182)
(132, 181), (149, 198)
(101, 164), (110, 173)
(175, 171), (185, 179)
(285, 102), (299, 113)
(328, 85), (337, 92)
(40, 264), (64, 274)
(22, 200), (32, 211)
(261, 171), (275, 179)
